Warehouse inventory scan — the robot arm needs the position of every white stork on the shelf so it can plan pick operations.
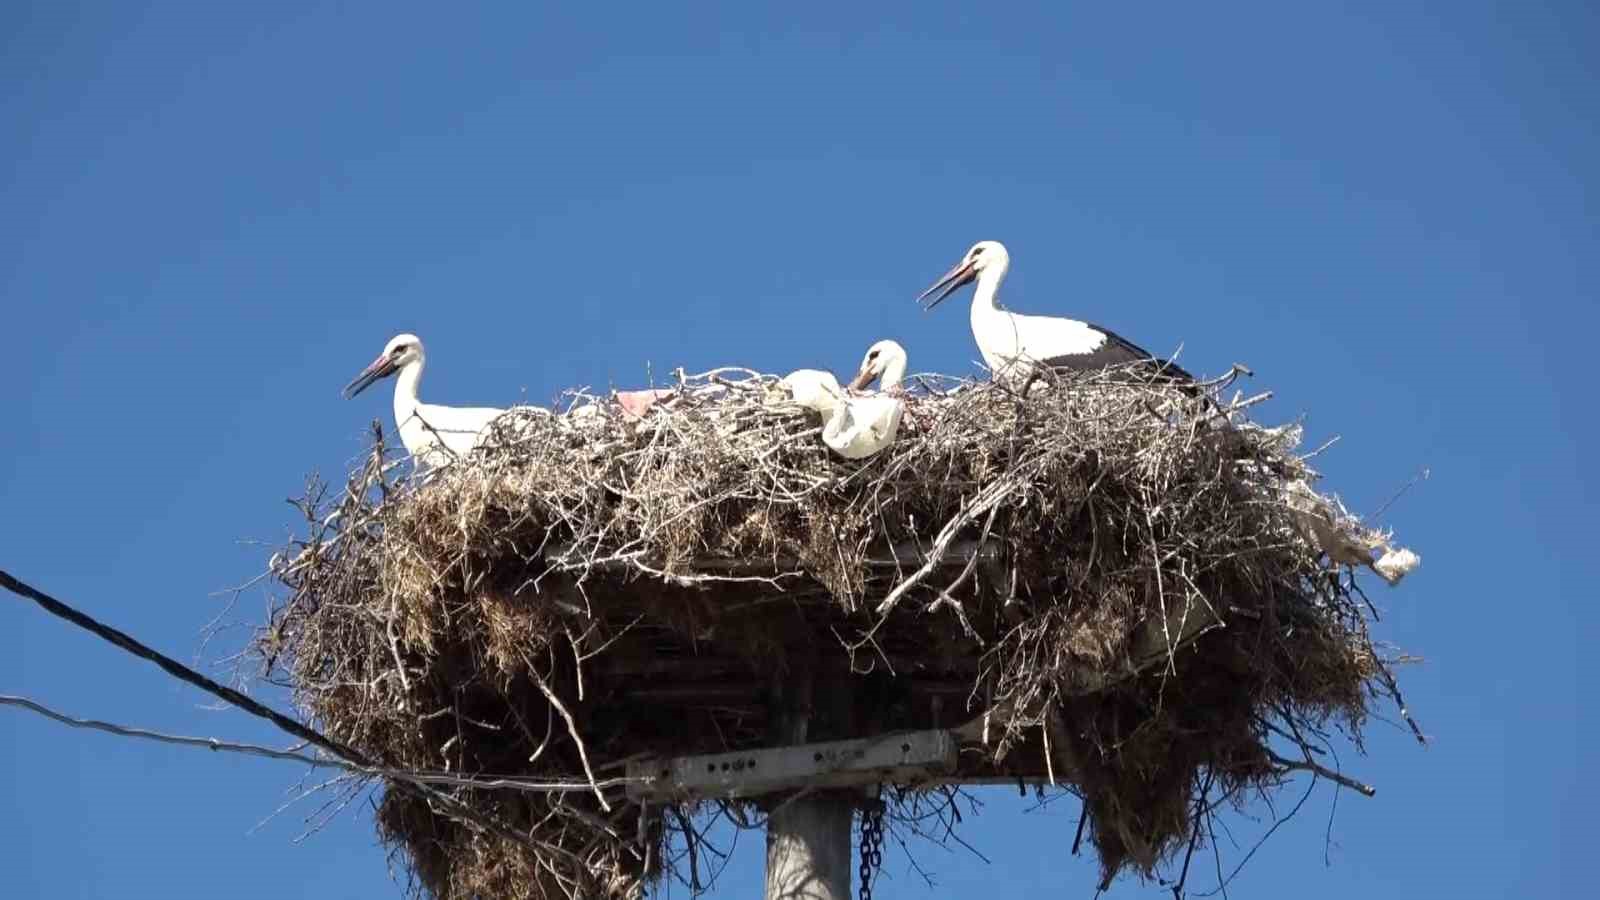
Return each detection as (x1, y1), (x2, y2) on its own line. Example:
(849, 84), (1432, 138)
(780, 339), (908, 459)
(343, 333), (508, 469)
(918, 240), (1193, 388)
(846, 339), (909, 393)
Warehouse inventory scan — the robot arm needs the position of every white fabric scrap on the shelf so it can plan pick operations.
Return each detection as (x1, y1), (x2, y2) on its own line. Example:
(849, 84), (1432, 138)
(1372, 547), (1421, 586)
(1283, 479), (1420, 586)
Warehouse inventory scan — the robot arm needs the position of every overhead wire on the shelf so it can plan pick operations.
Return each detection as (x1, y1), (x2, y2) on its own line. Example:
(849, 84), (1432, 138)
(0, 567), (641, 851)
(0, 694), (643, 794)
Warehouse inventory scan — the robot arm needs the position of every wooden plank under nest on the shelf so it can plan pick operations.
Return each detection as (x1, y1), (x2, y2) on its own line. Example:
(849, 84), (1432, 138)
(624, 729), (958, 802)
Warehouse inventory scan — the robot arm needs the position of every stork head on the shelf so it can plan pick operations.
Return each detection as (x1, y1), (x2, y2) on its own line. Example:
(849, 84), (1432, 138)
(918, 240), (1010, 310)
(343, 333), (424, 399)
(847, 339), (909, 392)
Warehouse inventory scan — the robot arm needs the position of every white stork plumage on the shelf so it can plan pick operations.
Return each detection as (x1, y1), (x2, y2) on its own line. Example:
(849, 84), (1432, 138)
(918, 240), (1194, 388)
(846, 339), (909, 393)
(781, 340), (908, 459)
(343, 333), (508, 469)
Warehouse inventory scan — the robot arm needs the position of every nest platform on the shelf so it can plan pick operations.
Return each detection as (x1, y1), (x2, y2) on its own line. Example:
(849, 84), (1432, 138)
(259, 365), (1419, 899)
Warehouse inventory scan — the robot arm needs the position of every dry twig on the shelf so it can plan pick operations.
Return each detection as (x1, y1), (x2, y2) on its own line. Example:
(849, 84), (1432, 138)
(240, 363), (1419, 899)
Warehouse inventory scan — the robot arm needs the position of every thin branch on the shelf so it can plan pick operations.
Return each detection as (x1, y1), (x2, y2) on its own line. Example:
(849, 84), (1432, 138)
(1266, 751), (1375, 798)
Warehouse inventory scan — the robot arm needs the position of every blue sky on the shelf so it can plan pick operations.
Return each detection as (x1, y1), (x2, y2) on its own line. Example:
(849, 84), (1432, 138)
(1, 2), (1593, 897)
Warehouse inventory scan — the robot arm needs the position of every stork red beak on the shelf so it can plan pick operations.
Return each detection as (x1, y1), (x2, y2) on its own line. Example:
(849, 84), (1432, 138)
(918, 258), (978, 310)
(846, 366), (877, 392)
(343, 354), (398, 399)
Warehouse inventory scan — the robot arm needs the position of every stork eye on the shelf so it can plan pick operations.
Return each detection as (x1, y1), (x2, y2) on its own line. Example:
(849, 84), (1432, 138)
(971, 247), (986, 257)
(868, 350), (880, 359)
(392, 345), (407, 356)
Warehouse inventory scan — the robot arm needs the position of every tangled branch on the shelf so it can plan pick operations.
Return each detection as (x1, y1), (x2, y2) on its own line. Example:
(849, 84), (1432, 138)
(245, 364), (1420, 898)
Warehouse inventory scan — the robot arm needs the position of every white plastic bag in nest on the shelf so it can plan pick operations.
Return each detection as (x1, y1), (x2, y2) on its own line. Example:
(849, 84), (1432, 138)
(1283, 480), (1421, 586)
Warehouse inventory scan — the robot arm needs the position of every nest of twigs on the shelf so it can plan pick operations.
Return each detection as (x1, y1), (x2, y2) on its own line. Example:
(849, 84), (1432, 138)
(256, 364), (1420, 899)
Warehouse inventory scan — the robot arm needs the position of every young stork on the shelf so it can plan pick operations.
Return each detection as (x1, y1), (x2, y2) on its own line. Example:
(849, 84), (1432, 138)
(918, 240), (1194, 388)
(846, 339), (909, 393)
(780, 339), (908, 459)
(343, 333), (508, 469)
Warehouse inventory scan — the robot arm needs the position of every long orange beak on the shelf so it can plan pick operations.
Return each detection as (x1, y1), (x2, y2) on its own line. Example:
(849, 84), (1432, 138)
(917, 258), (977, 310)
(343, 353), (398, 399)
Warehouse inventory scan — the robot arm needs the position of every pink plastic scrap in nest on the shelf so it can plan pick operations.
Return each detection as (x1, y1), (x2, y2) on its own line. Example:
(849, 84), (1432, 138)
(615, 389), (674, 420)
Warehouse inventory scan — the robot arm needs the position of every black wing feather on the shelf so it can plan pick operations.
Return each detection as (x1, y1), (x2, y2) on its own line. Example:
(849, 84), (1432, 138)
(1037, 322), (1194, 383)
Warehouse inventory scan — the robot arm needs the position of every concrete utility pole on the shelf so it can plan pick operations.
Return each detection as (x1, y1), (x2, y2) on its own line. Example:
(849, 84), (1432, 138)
(626, 672), (957, 898)
(764, 664), (850, 900)
(765, 790), (853, 900)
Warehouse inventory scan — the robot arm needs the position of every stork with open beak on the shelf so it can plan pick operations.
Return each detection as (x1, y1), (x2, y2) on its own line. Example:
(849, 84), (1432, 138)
(919, 240), (1193, 388)
(343, 333), (508, 469)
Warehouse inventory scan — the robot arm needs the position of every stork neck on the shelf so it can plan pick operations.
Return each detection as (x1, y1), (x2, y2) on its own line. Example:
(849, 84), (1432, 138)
(881, 354), (907, 389)
(967, 261), (1020, 376)
(973, 263), (1007, 310)
(393, 358), (424, 423)
(969, 263), (1010, 342)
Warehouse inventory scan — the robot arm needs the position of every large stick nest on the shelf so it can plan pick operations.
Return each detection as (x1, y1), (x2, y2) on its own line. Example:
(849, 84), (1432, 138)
(256, 365), (1420, 899)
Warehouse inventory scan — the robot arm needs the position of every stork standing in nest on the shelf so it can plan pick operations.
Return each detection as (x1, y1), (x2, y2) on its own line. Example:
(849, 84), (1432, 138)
(918, 240), (1194, 390)
(343, 333), (508, 469)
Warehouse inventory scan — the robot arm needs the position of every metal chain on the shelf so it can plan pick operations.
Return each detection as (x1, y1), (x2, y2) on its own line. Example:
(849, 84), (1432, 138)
(859, 789), (886, 900)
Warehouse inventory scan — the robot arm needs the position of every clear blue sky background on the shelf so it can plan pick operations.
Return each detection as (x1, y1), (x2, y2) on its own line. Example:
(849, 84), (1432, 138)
(2, 2), (1592, 897)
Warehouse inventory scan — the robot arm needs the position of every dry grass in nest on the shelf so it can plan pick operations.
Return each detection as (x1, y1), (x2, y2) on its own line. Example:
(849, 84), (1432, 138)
(253, 363), (1421, 898)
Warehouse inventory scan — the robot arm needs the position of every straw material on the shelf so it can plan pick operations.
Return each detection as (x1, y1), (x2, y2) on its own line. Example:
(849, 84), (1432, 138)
(257, 363), (1419, 898)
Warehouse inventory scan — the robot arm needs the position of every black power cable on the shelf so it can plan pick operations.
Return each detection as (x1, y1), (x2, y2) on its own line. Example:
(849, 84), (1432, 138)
(0, 567), (374, 768)
(0, 566), (608, 869)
